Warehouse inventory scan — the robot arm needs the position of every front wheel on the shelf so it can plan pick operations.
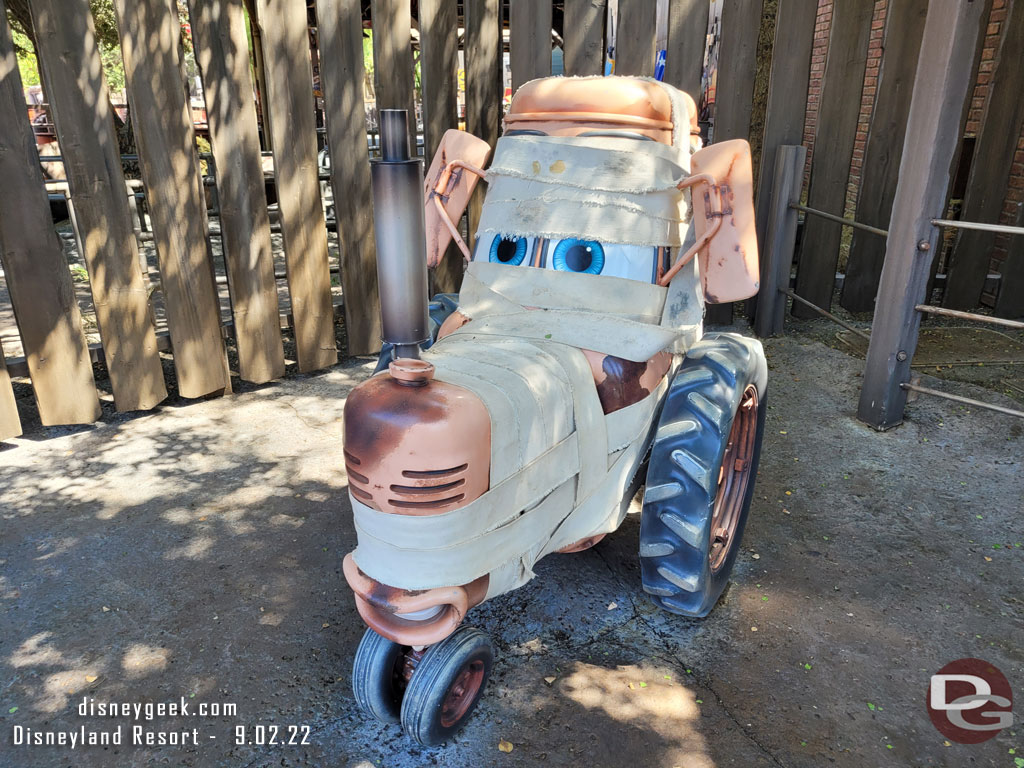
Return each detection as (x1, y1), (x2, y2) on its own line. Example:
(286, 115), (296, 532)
(640, 332), (768, 617)
(400, 626), (493, 745)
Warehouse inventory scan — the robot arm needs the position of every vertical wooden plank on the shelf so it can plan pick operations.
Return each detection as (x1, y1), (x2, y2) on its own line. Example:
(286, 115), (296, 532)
(464, 0), (502, 244)
(187, 0), (286, 382)
(371, 0), (416, 152)
(0, 341), (20, 440)
(943, 0), (1024, 310)
(420, 0), (463, 294)
(510, 0), (552, 92)
(791, 0), (873, 318)
(994, 204), (1024, 318)
(317, 0), (383, 355)
(754, 145), (806, 337)
(708, 0), (761, 324)
(752, 0), (816, 249)
(713, 0), (762, 143)
(615, 0), (656, 76)
(665, 0), (708, 99)
(112, 0), (230, 397)
(255, 0), (338, 370)
(840, 0), (928, 313)
(564, 0), (607, 76)
(30, 0), (168, 411)
(857, 0), (985, 429)
(0, 6), (100, 426)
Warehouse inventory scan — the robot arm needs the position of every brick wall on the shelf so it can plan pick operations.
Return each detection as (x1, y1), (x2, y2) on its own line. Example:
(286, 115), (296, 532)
(844, 0), (887, 217)
(800, 0), (832, 190)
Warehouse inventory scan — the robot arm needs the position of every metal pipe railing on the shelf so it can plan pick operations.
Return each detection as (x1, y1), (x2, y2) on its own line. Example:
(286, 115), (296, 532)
(790, 203), (889, 237)
(931, 218), (1024, 236)
(782, 289), (871, 342)
(915, 304), (1024, 330)
(900, 382), (1024, 420)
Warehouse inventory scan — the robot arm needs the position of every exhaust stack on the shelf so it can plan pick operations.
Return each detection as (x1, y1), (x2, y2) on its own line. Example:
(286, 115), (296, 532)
(371, 109), (430, 359)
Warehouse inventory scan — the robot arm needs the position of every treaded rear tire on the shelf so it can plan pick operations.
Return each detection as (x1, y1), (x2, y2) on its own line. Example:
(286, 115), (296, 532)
(640, 332), (768, 617)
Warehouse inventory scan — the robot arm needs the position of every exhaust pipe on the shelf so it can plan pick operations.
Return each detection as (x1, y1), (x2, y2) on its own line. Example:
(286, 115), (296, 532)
(371, 109), (430, 360)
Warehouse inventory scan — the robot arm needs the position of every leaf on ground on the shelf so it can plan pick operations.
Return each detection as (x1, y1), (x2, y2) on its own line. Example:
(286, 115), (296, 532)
(695, 699), (703, 704)
(628, 683), (635, 690)
(943, 741), (951, 747)
(867, 702), (875, 711)
(322, 623), (330, 628)
(804, 663), (812, 670)
(543, 676), (556, 686)
(498, 739), (513, 753)
(8, 706), (17, 714)
(607, 602), (617, 610)
(1014, 757), (1024, 768)
(638, 682), (647, 688)
(85, 675), (98, 683)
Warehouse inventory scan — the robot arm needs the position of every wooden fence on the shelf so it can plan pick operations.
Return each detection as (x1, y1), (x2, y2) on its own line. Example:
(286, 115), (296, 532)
(0, 0), (1015, 441)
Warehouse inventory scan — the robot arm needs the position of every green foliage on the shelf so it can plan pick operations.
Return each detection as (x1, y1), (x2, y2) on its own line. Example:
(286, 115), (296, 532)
(10, 26), (39, 87)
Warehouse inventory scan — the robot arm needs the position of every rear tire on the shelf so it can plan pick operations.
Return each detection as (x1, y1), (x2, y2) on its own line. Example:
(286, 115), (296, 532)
(640, 332), (768, 617)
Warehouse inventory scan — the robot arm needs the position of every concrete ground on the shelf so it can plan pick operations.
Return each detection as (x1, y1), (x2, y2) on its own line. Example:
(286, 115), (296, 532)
(1, 329), (1022, 768)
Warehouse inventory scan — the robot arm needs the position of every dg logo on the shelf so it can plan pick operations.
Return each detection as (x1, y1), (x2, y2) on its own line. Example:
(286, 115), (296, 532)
(927, 658), (1014, 744)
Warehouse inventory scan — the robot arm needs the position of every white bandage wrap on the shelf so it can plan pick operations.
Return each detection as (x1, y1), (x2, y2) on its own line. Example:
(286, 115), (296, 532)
(477, 134), (691, 247)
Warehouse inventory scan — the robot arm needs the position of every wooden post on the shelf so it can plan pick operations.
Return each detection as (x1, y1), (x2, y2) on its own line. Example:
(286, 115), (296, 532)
(255, 0), (338, 370)
(707, 0), (762, 324)
(857, 0), (986, 431)
(464, 0), (502, 244)
(614, 0), (656, 77)
(563, 0), (606, 76)
(112, 0), (231, 398)
(665, 0), (708, 99)
(510, 0), (552, 92)
(754, 145), (806, 337)
(994, 204), (1024, 319)
(419, 0), (463, 295)
(0, 340), (20, 440)
(370, 0), (416, 152)
(943, 0), (1024, 310)
(840, 0), (928, 313)
(30, 0), (168, 412)
(316, 0), (384, 355)
(0, 5), (101, 426)
(187, 0), (286, 383)
(791, 0), (873, 319)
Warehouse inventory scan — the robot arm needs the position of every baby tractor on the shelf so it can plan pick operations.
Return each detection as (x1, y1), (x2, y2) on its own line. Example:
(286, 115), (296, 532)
(342, 76), (767, 745)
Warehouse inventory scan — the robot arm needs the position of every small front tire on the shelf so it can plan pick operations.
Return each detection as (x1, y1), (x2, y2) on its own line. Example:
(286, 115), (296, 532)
(400, 626), (493, 746)
(352, 628), (407, 723)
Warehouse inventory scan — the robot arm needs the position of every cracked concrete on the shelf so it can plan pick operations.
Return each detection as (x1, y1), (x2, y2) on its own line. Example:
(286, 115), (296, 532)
(1, 330), (1022, 768)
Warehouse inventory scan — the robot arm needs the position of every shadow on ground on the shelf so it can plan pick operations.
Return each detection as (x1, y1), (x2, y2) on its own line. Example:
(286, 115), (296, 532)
(0, 332), (1021, 768)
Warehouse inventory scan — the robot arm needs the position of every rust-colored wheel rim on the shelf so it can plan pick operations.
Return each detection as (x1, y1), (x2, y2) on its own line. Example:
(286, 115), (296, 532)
(439, 659), (486, 728)
(709, 385), (759, 573)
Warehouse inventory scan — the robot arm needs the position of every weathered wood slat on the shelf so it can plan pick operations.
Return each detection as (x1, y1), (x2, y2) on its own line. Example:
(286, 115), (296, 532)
(510, 0), (552, 91)
(256, 0), (338, 370)
(614, 0), (656, 77)
(0, 341), (20, 440)
(0, 6), (101, 426)
(316, 0), (383, 355)
(28, 0), (168, 411)
(187, 0), (285, 383)
(563, 0), (607, 76)
(665, 0), (708, 99)
(791, 0), (873, 318)
(753, 0), (816, 250)
(840, 0), (928, 313)
(464, 0), (502, 245)
(994, 205), (1024, 318)
(371, 0), (416, 152)
(112, 0), (231, 397)
(857, 0), (986, 429)
(419, 0), (463, 294)
(943, 0), (1024, 310)
(707, 0), (763, 324)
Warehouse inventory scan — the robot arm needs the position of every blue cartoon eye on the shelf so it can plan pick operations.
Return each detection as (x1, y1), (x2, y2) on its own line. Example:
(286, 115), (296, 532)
(489, 236), (528, 265)
(552, 239), (605, 275)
